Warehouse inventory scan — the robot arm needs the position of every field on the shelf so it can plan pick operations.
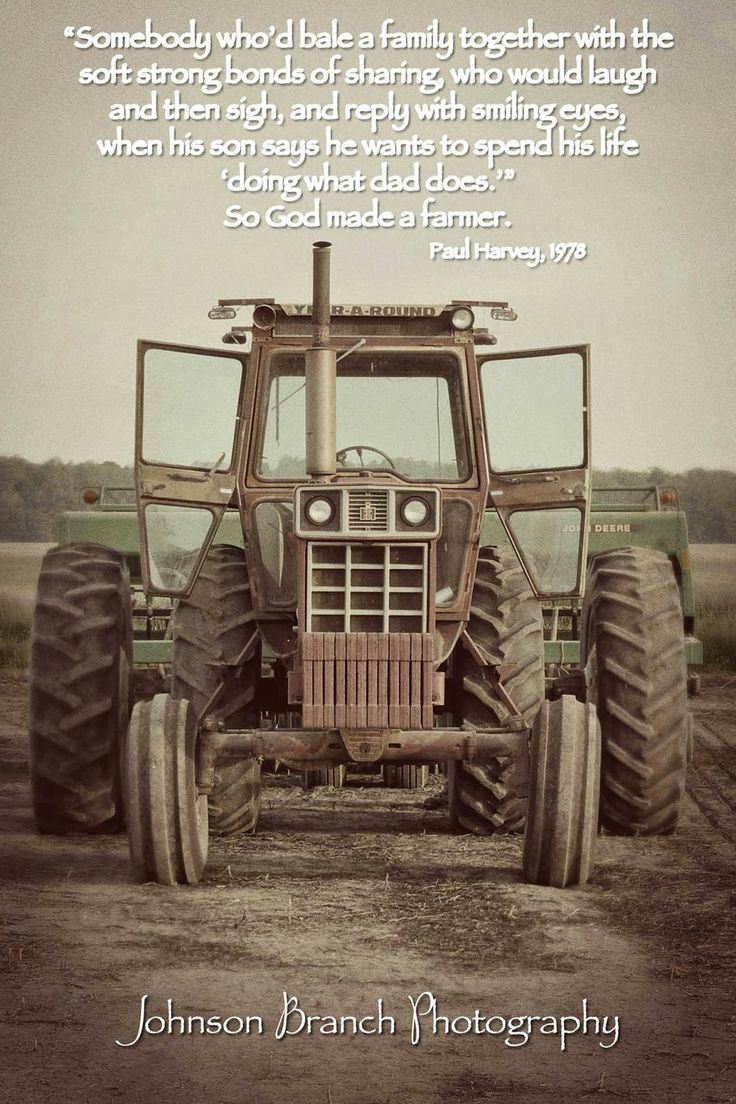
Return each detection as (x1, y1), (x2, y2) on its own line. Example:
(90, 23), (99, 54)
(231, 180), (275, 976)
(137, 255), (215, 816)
(1, 670), (735, 1102)
(1, 539), (735, 1101)
(1, 541), (733, 670)
(0, 544), (52, 669)
(689, 544), (736, 669)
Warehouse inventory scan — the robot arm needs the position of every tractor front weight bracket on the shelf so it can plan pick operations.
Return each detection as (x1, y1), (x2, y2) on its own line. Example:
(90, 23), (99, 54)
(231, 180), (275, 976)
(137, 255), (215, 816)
(196, 725), (529, 792)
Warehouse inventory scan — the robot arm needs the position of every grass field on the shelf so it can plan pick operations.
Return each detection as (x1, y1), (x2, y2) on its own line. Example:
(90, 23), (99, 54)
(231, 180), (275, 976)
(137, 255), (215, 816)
(0, 542), (734, 671)
(689, 544), (736, 670)
(0, 543), (53, 669)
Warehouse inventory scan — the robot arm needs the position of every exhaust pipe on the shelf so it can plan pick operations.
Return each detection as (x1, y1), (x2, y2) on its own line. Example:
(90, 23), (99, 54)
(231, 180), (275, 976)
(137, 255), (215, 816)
(305, 241), (336, 479)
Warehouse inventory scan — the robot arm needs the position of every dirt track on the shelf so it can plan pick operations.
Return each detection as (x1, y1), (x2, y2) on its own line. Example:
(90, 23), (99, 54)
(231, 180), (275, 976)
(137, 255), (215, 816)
(1, 672), (735, 1104)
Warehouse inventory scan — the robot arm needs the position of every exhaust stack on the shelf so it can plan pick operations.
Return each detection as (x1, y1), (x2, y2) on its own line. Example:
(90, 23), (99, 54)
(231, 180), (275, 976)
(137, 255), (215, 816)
(305, 241), (336, 479)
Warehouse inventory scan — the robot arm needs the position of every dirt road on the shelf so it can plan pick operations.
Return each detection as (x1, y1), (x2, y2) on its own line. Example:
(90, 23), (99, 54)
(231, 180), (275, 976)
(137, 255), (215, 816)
(1, 672), (734, 1104)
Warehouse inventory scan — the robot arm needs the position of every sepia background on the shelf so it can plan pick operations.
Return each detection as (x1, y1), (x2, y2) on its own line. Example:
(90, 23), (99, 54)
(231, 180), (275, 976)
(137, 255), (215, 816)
(1, 4), (735, 1104)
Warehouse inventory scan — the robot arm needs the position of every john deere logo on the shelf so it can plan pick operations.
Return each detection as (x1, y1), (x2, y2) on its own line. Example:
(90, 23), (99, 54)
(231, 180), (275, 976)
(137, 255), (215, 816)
(359, 503), (378, 522)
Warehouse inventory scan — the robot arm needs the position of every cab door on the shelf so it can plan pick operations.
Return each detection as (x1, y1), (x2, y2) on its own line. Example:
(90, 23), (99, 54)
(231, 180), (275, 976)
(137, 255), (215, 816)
(135, 341), (248, 596)
(477, 345), (590, 597)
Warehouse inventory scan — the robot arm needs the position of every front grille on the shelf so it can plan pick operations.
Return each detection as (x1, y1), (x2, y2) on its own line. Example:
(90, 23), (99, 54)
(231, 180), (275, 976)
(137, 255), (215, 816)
(347, 489), (390, 532)
(307, 542), (427, 633)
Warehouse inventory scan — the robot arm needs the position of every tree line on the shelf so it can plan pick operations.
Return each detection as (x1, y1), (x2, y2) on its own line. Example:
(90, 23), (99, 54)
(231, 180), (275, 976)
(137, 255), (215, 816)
(0, 455), (733, 543)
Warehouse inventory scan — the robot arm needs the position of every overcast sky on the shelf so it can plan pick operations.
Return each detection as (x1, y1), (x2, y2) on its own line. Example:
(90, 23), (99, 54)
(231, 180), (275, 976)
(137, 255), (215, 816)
(1, 0), (734, 471)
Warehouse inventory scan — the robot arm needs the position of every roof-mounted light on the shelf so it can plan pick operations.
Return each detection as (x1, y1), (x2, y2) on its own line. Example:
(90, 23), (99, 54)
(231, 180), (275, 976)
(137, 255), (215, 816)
(252, 303), (277, 329)
(451, 306), (475, 331)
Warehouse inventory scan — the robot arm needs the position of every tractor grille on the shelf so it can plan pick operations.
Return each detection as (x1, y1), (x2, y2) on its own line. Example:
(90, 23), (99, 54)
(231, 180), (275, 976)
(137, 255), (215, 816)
(306, 542), (428, 633)
(347, 489), (390, 532)
(302, 631), (435, 728)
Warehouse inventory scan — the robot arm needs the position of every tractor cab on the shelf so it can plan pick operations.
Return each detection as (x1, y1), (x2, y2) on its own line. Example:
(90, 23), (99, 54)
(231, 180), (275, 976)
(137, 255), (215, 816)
(135, 245), (591, 638)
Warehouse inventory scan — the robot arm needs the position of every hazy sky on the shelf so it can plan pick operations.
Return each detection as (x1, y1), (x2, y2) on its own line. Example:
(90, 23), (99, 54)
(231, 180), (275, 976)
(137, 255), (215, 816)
(1, 0), (734, 471)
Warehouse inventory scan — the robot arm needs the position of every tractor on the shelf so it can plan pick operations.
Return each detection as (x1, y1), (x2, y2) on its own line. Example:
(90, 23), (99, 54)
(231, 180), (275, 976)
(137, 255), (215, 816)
(28, 242), (691, 887)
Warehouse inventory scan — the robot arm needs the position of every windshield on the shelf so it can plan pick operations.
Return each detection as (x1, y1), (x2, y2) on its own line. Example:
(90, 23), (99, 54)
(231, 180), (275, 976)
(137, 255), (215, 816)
(256, 350), (471, 482)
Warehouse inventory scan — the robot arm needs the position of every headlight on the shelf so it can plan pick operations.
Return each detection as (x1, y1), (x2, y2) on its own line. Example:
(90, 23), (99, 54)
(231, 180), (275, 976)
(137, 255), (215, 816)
(451, 306), (475, 331)
(305, 497), (335, 525)
(401, 497), (430, 526)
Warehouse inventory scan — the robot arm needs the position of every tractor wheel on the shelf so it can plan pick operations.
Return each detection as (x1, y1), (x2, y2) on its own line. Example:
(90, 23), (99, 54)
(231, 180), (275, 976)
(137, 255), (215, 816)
(28, 543), (132, 833)
(171, 545), (261, 836)
(303, 766), (347, 789)
(383, 764), (429, 789)
(126, 694), (208, 884)
(522, 697), (600, 887)
(449, 546), (545, 834)
(582, 547), (689, 835)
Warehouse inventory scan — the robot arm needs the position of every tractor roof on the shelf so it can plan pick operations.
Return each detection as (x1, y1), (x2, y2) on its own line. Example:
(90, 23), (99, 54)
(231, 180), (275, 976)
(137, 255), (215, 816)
(210, 299), (517, 341)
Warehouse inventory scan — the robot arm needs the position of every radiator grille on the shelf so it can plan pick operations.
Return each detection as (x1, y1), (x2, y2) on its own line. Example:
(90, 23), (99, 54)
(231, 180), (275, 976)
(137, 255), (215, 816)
(346, 489), (390, 532)
(307, 543), (427, 633)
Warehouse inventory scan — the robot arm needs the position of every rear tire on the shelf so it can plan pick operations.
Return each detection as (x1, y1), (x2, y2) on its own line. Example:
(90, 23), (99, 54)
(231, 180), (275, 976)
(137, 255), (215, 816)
(171, 545), (261, 836)
(449, 546), (545, 834)
(582, 547), (689, 835)
(126, 694), (208, 885)
(522, 697), (600, 887)
(29, 543), (132, 833)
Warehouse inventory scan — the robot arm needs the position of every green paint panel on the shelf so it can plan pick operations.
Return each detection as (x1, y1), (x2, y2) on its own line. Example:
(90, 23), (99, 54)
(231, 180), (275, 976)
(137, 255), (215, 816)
(61, 510), (141, 556)
(482, 507), (688, 557)
(133, 640), (173, 663)
(544, 640), (581, 663)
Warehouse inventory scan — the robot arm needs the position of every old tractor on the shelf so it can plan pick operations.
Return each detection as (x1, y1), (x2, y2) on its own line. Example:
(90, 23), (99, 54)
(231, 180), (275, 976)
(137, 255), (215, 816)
(28, 243), (691, 887)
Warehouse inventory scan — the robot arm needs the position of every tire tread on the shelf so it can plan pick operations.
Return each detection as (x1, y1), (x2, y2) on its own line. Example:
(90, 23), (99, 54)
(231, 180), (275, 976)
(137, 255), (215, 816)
(450, 546), (545, 834)
(583, 547), (688, 835)
(29, 542), (131, 833)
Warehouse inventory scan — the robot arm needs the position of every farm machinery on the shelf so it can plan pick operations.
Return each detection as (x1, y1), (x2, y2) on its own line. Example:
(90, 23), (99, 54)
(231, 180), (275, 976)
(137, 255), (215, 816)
(60, 484), (703, 683)
(29, 242), (694, 887)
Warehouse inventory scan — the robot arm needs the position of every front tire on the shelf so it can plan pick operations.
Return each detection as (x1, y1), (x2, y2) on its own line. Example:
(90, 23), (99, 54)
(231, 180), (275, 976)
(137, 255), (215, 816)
(522, 697), (600, 887)
(449, 546), (545, 834)
(29, 543), (132, 833)
(126, 694), (208, 884)
(582, 547), (689, 835)
(171, 545), (261, 836)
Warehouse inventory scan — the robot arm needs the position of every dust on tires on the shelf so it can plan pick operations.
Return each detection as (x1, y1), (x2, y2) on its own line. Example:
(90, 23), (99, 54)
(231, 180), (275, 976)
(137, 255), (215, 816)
(28, 542), (132, 833)
(522, 696), (601, 888)
(126, 694), (208, 885)
(582, 546), (689, 835)
(171, 544), (261, 836)
(449, 545), (545, 834)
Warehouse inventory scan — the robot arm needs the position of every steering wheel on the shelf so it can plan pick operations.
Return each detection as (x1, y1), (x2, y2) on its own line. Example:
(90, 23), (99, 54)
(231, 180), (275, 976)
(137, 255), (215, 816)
(336, 444), (396, 469)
